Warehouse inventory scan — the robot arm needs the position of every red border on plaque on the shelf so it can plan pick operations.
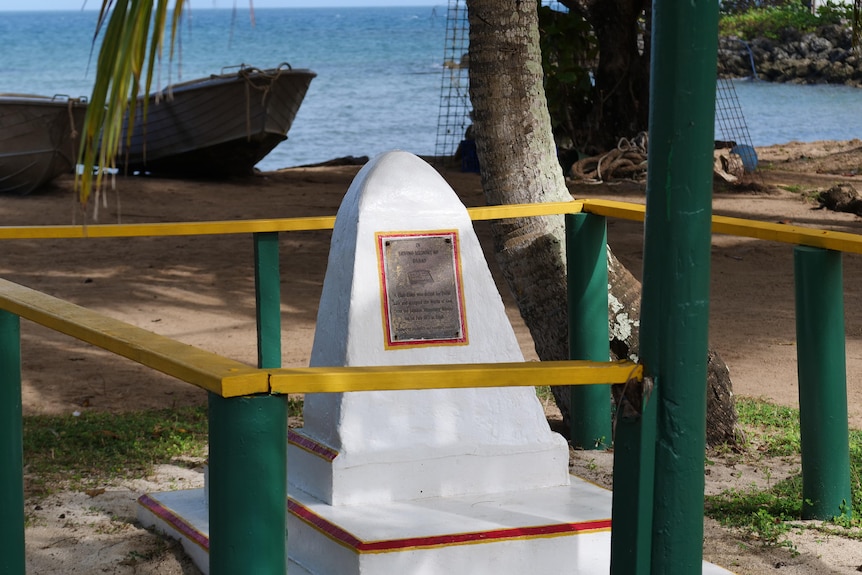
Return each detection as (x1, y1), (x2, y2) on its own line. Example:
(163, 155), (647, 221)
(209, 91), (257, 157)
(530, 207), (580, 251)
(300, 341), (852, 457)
(376, 230), (469, 349)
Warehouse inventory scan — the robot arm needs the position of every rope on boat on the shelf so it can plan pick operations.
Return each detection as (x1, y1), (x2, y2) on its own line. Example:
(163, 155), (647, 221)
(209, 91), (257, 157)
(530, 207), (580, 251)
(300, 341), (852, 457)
(50, 94), (86, 141)
(236, 63), (292, 142)
(66, 99), (80, 140)
(570, 132), (649, 183)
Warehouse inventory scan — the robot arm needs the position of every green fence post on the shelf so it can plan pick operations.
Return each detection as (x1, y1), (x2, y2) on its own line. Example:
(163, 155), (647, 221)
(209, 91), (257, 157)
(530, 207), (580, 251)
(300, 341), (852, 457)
(254, 232), (282, 369)
(208, 393), (288, 575)
(794, 246), (852, 520)
(640, 0), (718, 572)
(0, 310), (25, 575)
(610, 392), (657, 575)
(565, 213), (612, 449)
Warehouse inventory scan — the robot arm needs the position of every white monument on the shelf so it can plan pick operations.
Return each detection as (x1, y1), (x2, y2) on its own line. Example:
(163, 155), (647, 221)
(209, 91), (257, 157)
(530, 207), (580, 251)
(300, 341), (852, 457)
(286, 151), (611, 573)
(137, 150), (735, 575)
(288, 150), (570, 507)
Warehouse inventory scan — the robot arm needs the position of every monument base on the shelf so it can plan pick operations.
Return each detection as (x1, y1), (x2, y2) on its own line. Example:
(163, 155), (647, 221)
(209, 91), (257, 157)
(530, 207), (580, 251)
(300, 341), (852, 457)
(287, 428), (570, 506)
(137, 479), (736, 575)
(137, 489), (309, 575)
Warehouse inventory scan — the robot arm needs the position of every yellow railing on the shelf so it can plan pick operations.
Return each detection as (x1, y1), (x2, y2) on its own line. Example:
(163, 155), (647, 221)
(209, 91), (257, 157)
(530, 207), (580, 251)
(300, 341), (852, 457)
(2, 197), (858, 401)
(0, 277), (640, 397)
(4, 198), (861, 254)
(2, 196), (858, 399)
(0, 278), (267, 397)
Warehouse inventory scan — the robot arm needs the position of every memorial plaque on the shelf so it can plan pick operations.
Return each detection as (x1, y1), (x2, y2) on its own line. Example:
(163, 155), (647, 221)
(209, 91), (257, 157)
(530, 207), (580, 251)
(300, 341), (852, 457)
(377, 230), (468, 348)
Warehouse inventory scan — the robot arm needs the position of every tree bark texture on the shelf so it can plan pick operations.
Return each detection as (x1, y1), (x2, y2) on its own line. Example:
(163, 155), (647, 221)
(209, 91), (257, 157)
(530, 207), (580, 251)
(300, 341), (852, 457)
(468, 0), (571, 367)
(467, 0), (738, 447)
(586, 0), (651, 149)
(558, 0), (651, 151)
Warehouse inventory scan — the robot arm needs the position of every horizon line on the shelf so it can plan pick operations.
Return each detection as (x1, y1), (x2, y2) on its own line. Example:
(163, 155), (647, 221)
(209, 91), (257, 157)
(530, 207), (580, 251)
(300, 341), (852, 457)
(0, 3), (439, 12)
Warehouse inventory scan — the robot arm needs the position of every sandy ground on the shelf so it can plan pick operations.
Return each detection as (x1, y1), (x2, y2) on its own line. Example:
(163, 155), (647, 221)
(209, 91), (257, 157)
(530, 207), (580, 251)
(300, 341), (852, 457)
(4, 139), (862, 574)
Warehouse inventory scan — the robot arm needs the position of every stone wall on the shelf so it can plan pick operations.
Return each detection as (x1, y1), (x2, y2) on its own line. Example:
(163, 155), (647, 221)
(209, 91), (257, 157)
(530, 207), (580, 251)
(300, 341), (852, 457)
(718, 25), (862, 87)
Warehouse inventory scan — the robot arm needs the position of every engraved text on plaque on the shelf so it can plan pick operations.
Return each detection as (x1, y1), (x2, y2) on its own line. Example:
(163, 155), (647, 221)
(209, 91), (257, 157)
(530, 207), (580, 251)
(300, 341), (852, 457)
(377, 231), (468, 348)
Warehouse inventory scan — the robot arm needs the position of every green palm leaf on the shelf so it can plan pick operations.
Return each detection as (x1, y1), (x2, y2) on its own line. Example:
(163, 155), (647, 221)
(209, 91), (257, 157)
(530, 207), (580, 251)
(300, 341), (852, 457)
(77, 0), (186, 207)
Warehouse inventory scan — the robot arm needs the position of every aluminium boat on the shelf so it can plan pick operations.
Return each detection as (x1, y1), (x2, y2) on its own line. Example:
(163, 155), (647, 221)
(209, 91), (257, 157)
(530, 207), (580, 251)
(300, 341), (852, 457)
(119, 63), (316, 177)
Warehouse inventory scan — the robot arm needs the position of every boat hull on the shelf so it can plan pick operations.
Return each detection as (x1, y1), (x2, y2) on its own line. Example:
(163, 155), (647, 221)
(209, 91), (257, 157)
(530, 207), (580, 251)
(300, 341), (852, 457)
(0, 95), (86, 194)
(120, 65), (316, 177)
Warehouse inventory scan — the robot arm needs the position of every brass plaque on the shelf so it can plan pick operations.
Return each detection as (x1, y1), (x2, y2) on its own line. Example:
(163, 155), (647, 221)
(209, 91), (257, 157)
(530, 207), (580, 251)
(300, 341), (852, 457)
(377, 231), (467, 348)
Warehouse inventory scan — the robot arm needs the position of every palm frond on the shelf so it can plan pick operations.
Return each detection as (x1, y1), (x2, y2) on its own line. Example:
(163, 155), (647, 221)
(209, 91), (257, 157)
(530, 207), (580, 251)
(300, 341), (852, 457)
(77, 0), (186, 207)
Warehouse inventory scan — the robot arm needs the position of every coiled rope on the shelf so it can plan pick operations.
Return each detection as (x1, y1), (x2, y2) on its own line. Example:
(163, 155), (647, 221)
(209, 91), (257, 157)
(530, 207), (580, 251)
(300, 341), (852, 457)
(570, 132), (649, 183)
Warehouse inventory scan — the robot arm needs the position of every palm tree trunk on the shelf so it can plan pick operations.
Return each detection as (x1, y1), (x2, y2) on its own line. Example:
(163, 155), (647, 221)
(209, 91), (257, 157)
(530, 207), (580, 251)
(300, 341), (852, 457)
(468, 0), (571, 366)
(467, 0), (738, 446)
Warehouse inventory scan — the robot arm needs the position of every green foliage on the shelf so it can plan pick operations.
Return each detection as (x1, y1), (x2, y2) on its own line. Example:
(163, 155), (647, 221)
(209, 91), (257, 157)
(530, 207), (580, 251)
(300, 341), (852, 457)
(288, 395), (304, 417)
(705, 477), (802, 551)
(848, 429), (862, 516)
(720, 0), (793, 16)
(816, 0), (858, 23)
(536, 3), (596, 149)
(735, 397), (801, 456)
(24, 405), (208, 493)
(535, 385), (555, 403)
(719, 0), (853, 40)
(79, 0), (188, 206)
(706, 398), (862, 552)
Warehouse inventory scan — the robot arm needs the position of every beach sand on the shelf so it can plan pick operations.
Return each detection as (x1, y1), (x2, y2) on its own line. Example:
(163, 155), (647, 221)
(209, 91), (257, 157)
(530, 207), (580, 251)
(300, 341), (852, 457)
(6, 139), (862, 574)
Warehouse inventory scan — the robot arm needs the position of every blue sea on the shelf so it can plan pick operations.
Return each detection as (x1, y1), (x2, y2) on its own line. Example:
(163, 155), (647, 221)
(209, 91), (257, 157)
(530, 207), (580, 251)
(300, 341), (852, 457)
(719, 78), (862, 147)
(0, 7), (449, 170)
(0, 7), (860, 171)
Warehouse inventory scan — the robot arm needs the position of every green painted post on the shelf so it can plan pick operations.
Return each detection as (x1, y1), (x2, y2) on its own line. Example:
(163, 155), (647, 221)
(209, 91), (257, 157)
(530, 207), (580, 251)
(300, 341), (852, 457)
(208, 393), (288, 575)
(639, 0), (719, 572)
(254, 232), (282, 369)
(610, 394), (657, 575)
(208, 233), (286, 574)
(794, 246), (852, 520)
(0, 310), (25, 575)
(565, 213), (612, 449)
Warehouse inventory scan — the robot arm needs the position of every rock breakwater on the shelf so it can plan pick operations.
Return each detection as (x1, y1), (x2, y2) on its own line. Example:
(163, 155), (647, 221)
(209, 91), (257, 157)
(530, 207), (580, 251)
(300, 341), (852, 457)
(719, 25), (861, 87)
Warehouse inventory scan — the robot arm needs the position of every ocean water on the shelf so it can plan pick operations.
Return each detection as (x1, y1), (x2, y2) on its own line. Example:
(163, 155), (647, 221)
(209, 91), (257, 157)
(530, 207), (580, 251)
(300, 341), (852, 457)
(721, 78), (862, 147)
(0, 7), (448, 170)
(1, 7), (860, 172)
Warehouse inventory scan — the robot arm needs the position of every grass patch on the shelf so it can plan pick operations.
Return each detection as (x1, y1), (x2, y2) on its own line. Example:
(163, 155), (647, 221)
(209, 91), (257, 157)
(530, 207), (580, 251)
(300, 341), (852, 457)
(777, 184), (804, 194)
(706, 397), (862, 551)
(287, 395), (304, 418)
(535, 385), (555, 403)
(776, 184), (823, 204)
(735, 397), (801, 456)
(24, 394), (862, 554)
(24, 405), (209, 494)
(24, 397), (305, 495)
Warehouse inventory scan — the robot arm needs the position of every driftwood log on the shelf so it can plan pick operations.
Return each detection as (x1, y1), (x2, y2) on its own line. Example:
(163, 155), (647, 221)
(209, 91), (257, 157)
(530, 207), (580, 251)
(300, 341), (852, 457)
(817, 183), (862, 216)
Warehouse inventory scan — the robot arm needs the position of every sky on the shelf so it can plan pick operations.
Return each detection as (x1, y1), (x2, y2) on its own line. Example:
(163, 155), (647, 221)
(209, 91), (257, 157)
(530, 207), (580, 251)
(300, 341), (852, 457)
(0, 0), (433, 10)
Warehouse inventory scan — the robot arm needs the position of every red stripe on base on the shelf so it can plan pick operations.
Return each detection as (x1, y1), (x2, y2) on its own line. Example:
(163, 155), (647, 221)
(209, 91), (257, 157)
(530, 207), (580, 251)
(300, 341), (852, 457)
(288, 498), (611, 554)
(289, 498), (364, 548)
(288, 429), (339, 461)
(138, 494), (210, 552)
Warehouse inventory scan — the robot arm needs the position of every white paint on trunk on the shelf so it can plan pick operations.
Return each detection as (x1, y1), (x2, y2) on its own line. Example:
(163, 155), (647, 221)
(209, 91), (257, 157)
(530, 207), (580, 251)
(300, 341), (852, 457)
(607, 287), (640, 360)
